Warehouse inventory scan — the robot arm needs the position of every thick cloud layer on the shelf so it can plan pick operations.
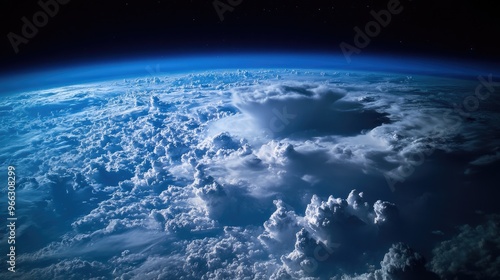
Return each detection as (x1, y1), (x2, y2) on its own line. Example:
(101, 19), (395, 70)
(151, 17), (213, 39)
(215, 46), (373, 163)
(431, 215), (500, 280)
(0, 69), (499, 279)
(339, 243), (439, 280)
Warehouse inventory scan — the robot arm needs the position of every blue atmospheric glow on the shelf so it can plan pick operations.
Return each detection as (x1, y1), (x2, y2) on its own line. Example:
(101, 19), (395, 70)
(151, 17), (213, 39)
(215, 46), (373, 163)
(0, 52), (497, 94)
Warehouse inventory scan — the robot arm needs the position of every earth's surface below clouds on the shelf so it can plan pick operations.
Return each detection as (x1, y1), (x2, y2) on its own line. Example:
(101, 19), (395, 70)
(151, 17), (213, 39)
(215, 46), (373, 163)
(1, 68), (500, 279)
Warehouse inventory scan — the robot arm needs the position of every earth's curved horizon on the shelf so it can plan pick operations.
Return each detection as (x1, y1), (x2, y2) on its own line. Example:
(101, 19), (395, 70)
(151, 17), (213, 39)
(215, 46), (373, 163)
(1, 53), (500, 279)
(2, 53), (499, 94)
